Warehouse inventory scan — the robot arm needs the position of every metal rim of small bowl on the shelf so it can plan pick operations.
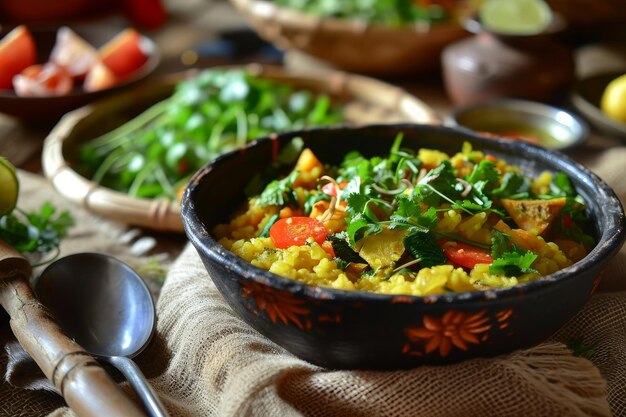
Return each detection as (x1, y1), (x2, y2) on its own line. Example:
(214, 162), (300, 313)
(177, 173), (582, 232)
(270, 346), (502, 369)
(182, 124), (625, 306)
(445, 98), (589, 150)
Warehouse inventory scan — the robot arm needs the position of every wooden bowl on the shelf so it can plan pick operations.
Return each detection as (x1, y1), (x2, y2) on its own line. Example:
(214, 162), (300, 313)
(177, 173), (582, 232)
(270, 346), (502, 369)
(42, 64), (440, 232)
(228, 0), (469, 75)
(182, 124), (626, 369)
(0, 24), (159, 124)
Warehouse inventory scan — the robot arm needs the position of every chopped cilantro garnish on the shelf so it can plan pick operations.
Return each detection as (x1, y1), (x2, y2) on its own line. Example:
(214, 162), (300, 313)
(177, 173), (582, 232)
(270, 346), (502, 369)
(0, 202), (74, 265)
(346, 214), (382, 245)
(466, 160), (499, 185)
(256, 170), (299, 207)
(403, 230), (446, 268)
(489, 249), (538, 277)
(549, 172), (576, 197)
(491, 172), (531, 199)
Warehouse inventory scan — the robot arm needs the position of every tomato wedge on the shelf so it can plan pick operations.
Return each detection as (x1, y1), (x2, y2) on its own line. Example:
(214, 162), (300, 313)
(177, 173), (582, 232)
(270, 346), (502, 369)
(0, 25), (36, 90)
(442, 241), (493, 269)
(270, 217), (328, 249)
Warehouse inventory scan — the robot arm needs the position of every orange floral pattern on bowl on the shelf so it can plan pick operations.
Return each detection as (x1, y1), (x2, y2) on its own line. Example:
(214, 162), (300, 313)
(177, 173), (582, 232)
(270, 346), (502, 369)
(242, 281), (312, 330)
(403, 308), (514, 358)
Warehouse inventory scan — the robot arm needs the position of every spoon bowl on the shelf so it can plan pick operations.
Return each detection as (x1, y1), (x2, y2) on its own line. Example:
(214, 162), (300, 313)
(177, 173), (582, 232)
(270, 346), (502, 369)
(35, 253), (168, 417)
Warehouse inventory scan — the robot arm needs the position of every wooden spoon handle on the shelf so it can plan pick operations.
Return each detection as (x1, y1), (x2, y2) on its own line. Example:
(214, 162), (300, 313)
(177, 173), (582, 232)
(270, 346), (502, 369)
(0, 241), (147, 417)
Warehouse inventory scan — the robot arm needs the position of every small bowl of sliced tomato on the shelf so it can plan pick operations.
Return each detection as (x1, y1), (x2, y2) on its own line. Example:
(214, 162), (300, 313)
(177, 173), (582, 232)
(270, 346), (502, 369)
(0, 23), (159, 123)
(181, 123), (626, 370)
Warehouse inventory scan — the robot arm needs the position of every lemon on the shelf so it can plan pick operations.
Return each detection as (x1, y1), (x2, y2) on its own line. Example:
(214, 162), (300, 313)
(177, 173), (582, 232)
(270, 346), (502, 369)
(600, 73), (626, 124)
(0, 157), (19, 216)
(479, 0), (552, 35)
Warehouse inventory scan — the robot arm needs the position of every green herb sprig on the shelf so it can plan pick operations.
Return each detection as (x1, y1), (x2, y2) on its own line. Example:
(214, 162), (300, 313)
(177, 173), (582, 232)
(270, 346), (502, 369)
(80, 70), (342, 200)
(0, 203), (74, 266)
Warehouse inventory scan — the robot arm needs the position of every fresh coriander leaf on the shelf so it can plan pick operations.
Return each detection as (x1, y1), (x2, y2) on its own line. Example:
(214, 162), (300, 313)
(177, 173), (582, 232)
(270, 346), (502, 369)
(415, 161), (459, 207)
(0, 203), (74, 257)
(346, 214), (382, 244)
(489, 249), (538, 277)
(403, 231), (446, 268)
(388, 133), (404, 165)
(256, 171), (299, 207)
(389, 195), (437, 231)
(549, 172), (576, 197)
(452, 198), (492, 213)
(491, 229), (511, 259)
(491, 172), (531, 199)
(466, 160), (499, 185)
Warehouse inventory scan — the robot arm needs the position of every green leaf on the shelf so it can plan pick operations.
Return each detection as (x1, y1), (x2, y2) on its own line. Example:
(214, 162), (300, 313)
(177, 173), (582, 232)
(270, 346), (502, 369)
(346, 214), (382, 244)
(256, 171), (299, 207)
(466, 160), (499, 185)
(549, 172), (576, 197)
(0, 203), (74, 257)
(491, 172), (531, 199)
(415, 160), (459, 207)
(403, 231), (445, 268)
(489, 249), (538, 277)
(491, 229), (511, 259)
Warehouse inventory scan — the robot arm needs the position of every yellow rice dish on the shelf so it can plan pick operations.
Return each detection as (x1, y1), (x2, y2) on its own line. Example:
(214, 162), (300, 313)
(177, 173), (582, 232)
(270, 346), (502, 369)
(214, 138), (593, 296)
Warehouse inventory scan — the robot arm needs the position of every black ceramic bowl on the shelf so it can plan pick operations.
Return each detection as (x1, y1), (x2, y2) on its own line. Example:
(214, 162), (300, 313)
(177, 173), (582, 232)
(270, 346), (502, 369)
(181, 124), (626, 370)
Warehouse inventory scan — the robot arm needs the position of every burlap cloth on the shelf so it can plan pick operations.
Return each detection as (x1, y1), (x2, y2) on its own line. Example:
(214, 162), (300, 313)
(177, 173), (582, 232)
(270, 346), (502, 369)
(3, 138), (626, 417)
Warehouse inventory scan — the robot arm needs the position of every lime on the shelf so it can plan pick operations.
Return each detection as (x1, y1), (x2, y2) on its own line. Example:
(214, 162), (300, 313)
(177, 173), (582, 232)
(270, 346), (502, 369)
(0, 157), (19, 216)
(600, 74), (626, 124)
(479, 0), (552, 35)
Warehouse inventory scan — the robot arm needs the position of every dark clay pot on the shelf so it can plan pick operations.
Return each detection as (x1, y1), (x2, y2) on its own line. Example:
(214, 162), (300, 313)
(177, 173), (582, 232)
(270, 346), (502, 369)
(182, 124), (625, 370)
(442, 21), (575, 106)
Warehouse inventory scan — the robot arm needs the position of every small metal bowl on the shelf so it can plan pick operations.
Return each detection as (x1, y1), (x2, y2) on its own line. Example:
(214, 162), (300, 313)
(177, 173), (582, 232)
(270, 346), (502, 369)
(445, 99), (588, 150)
(571, 71), (626, 141)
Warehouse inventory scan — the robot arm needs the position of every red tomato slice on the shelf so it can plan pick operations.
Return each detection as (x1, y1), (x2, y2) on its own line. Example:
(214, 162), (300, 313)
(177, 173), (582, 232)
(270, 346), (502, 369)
(442, 241), (493, 269)
(99, 28), (150, 79)
(270, 217), (328, 249)
(0, 25), (37, 90)
(83, 60), (116, 92)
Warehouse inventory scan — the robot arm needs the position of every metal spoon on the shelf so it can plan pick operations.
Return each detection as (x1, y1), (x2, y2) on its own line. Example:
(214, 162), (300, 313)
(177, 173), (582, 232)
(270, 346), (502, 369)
(35, 253), (169, 417)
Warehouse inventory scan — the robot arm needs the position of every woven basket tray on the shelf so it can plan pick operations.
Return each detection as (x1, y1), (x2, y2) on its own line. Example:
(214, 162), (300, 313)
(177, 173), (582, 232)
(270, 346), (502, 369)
(42, 64), (440, 233)
(229, 0), (470, 75)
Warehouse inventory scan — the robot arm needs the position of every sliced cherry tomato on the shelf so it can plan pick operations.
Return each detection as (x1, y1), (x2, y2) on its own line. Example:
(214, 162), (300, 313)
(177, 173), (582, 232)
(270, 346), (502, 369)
(442, 241), (493, 269)
(98, 28), (149, 79)
(484, 154), (497, 162)
(0, 25), (36, 90)
(83, 60), (116, 92)
(270, 217), (328, 249)
(321, 241), (335, 258)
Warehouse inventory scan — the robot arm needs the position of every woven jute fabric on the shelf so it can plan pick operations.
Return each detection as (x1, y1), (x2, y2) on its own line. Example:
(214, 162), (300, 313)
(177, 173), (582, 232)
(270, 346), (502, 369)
(3, 139), (626, 417)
